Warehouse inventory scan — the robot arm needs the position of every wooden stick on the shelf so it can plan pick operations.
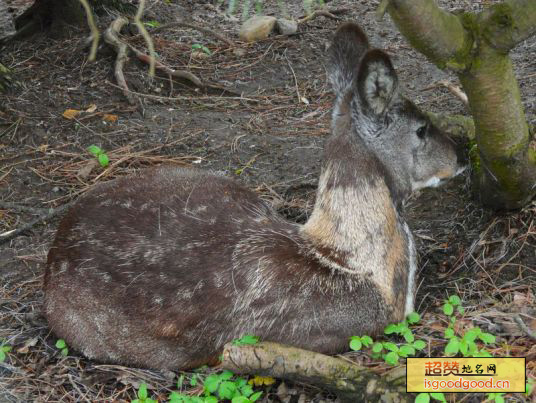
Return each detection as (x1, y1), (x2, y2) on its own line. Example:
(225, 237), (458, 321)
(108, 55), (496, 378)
(222, 342), (407, 402)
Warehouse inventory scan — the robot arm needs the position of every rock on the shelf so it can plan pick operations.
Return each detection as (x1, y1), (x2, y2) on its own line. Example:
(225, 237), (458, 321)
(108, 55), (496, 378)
(239, 15), (277, 42)
(276, 18), (298, 36)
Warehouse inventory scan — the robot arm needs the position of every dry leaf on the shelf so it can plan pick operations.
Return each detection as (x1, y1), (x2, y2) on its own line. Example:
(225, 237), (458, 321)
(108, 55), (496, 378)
(17, 337), (39, 354)
(103, 114), (118, 123)
(77, 159), (98, 179)
(85, 104), (97, 113)
(63, 109), (81, 120)
(249, 375), (276, 386)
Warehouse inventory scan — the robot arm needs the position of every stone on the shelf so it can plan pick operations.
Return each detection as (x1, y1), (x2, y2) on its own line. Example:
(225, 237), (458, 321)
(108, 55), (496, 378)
(276, 18), (298, 36)
(239, 15), (277, 42)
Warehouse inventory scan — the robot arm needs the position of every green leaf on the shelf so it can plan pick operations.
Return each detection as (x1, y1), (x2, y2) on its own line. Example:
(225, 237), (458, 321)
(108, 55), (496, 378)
(407, 312), (420, 324)
(231, 397), (250, 403)
(250, 391), (263, 402)
(98, 153), (109, 167)
(448, 295), (461, 306)
(459, 339), (469, 356)
(450, 316), (456, 324)
(384, 351), (399, 366)
(430, 392), (447, 402)
(479, 332), (496, 344)
(494, 395), (505, 403)
(240, 384), (254, 397)
(2, 345), (12, 353)
(413, 340), (427, 350)
(349, 338), (362, 351)
(384, 323), (399, 334)
(372, 342), (384, 353)
(383, 342), (399, 352)
(463, 330), (477, 343)
(403, 329), (415, 343)
(204, 375), (221, 393)
(177, 374), (184, 389)
(61, 347), (68, 356)
(526, 379), (535, 396)
(0, 351), (5, 362)
(457, 305), (465, 315)
(444, 337), (460, 356)
(443, 303), (454, 316)
(87, 145), (102, 156)
(55, 339), (66, 349)
(190, 374), (198, 386)
(232, 335), (259, 346)
(444, 328), (455, 338)
(474, 349), (493, 358)
(204, 397), (218, 403)
(361, 335), (373, 347)
(144, 20), (161, 28)
(414, 392), (430, 403)
(218, 381), (238, 399)
(138, 383), (148, 400)
(220, 370), (234, 381)
(399, 345), (416, 357)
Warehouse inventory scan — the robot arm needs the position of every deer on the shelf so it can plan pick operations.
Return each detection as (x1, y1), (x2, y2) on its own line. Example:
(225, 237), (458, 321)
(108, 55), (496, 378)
(44, 22), (464, 370)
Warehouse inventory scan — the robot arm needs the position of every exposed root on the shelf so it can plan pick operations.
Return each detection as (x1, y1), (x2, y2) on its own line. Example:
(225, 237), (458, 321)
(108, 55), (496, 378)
(222, 342), (407, 402)
(128, 45), (203, 88)
(103, 16), (136, 105)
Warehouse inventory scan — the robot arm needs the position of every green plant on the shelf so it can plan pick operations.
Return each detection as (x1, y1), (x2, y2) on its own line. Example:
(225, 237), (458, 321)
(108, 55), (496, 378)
(87, 145), (110, 168)
(144, 20), (161, 28)
(132, 383), (157, 403)
(527, 378), (535, 396)
(349, 312), (427, 366)
(414, 392), (447, 402)
(0, 341), (12, 362)
(169, 371), (262, 403)
(232, 334), (259, 346)
(191, 44), (212, 55)
(442, 296), (495, 357)
(486, 392), (505, 403)
(55, 339), (69, 356)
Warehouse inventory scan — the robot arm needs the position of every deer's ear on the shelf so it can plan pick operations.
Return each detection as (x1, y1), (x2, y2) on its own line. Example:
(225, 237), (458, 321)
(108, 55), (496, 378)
(356, 49), (398, 116)
(327, 22), (369, 94)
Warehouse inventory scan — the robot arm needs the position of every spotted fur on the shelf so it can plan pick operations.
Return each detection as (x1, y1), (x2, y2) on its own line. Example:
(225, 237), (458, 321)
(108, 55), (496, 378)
(44, 22), (463, 370)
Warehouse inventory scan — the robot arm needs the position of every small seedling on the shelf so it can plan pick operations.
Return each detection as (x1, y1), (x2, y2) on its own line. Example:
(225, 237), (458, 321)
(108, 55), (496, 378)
(0, 341), (12, 362)
(191, 44), (212, 55)
(87, 145), (110, 168)
(55, 339), (68, 356)
(486, 392), (505, 403)
(144, 20), (161, 28)
(349, 335), (373, 351)
(132, 383), (157, 403)
(232, 334), (259, 346)
(414, 392), (447, 402)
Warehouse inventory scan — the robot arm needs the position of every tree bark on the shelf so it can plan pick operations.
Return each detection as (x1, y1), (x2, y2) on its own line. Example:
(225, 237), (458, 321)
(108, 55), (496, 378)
(222, 342), (408, 402)
(388, 0), (536, 209)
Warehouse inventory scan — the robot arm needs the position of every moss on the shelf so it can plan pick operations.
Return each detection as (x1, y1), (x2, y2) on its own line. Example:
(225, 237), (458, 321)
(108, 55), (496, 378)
(489, 3), (514, 28)
(468, 141), (481, 173)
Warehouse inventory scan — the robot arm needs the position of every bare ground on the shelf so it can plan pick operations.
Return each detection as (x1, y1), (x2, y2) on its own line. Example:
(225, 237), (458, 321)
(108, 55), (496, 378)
(0, 0), (535, 401)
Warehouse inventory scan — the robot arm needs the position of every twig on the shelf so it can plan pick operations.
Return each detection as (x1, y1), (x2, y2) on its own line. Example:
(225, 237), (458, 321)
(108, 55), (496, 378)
(145, 21), (234, 47)
(514, 315), (536, 341)
(438, 80), (469, 106)
(0, 202), (74, 244)
(0, 202), (49, 215)
(104, 17), (136, 104)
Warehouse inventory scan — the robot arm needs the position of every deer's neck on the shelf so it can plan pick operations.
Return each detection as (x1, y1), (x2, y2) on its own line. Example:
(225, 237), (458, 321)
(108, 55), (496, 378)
(301, 130), (402, 274)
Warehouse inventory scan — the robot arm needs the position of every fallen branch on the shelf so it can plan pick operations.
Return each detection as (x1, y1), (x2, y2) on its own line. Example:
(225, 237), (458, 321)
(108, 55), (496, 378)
(0, 202), (74, 244)
(104, 17), (136, 104)
(222, 342), (407, 402)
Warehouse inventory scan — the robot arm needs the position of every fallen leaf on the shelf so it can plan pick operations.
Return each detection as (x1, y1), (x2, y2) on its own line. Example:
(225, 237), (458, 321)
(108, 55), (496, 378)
(85, 104), (97, 113)
(249, 375), (276, 386)
(62, 109), (81, 120)
(17, 337), (39, 354)
(103, 114), (118, 123)
(77, 159), (98, 179)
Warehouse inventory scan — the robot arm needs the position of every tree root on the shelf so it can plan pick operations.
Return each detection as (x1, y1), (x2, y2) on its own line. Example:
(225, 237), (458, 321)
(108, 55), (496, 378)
(103, 16), (136, 104)
(221, 342), (408, 402)
(104, 16), (204, 104)
(298, 8), (351, 24)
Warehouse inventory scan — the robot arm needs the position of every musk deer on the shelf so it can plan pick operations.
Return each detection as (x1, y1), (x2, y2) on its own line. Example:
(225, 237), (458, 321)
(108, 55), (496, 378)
(44, 22), (464, 370)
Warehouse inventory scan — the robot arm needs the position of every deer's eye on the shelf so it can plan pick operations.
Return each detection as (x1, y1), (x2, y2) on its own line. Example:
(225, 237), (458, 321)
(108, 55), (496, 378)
(416, 124), (427, 139)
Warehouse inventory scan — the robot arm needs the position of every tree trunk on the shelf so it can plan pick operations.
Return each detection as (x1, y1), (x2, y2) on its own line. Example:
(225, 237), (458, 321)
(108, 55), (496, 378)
(387, 0), (536, 210)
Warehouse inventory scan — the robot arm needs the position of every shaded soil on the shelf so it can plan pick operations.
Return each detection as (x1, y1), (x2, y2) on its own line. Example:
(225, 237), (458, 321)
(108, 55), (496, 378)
(0, 0), (535, 401)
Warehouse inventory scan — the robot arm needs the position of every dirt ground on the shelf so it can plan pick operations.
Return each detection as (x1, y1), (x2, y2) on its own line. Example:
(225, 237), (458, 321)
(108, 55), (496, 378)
(0, 0), (535, 402)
